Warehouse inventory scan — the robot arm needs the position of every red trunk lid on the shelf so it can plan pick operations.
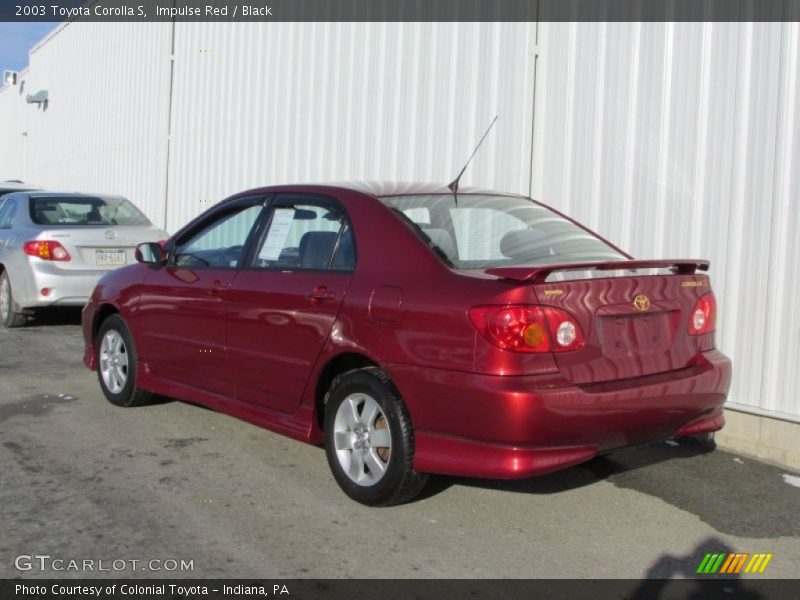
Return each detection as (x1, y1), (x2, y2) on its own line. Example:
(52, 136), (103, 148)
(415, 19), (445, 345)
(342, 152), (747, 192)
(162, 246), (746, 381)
(538, 275), (713, 384)
(485, 261), (714, 385)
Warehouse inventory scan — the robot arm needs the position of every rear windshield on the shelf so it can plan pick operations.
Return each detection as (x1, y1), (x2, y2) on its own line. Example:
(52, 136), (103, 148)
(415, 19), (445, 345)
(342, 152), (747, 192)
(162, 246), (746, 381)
(380, 194), (626, 269)
(29, 196), (151, 227)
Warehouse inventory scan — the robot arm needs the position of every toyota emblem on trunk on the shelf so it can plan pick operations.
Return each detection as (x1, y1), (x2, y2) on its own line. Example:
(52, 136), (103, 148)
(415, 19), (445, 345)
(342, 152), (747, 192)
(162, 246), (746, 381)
(104, 230), (116, 240)
(633, 294), (650, 311)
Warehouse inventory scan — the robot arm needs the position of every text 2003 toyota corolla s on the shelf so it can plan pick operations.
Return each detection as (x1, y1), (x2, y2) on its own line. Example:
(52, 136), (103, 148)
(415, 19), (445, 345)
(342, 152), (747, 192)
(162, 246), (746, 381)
(82, 183), (731, 506)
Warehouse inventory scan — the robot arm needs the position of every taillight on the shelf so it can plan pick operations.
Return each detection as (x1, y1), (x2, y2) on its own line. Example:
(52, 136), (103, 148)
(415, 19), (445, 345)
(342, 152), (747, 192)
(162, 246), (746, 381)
(469, 305), (585, 353)
(543, 308), (585, 352)
(688, 292), (716, 335)
(23, 240), (71, 261)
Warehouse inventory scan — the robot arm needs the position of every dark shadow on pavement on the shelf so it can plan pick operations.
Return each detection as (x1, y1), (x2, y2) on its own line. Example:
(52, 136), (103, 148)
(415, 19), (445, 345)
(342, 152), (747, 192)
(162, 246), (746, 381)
(420, 437), (715, 499)
(632, 537), (764, 599)
(421, 439), (800, 538)
(25, 306), (84, 327)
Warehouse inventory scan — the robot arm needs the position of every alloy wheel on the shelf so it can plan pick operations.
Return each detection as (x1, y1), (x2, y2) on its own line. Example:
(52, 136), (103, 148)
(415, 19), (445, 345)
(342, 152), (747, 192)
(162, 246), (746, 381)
(99, 329), (129, 394)
(333, 393), (392, 486)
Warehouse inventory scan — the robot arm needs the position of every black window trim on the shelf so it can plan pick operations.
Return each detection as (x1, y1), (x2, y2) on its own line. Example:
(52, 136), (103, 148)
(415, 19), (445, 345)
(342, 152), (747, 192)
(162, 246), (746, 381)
(242, 192), (357, 274)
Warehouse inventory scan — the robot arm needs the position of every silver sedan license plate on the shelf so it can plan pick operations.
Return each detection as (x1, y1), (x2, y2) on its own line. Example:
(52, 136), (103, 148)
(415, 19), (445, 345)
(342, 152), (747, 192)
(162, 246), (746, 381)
(96, 249), (126, 266)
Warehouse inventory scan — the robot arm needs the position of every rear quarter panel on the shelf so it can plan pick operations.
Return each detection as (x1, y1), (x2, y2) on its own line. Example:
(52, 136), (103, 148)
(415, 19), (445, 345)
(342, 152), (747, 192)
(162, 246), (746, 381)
(302, 190), (562, 432)
(2, 225), (40, 307)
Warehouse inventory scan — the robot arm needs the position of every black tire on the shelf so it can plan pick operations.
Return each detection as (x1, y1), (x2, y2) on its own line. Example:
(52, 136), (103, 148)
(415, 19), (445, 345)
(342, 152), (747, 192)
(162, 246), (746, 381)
(0, 271), (27, 328)
(324, 367), (428, 506)
(688, 432), (717, 450)
(95, 314), (152, 407)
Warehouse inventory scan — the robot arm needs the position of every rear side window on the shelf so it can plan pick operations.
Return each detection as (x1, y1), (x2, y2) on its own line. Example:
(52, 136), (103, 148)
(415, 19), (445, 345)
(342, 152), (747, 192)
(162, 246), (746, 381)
(29, 196), (151, 226)
(381, 194), (626, 269)
(0, 199), (15, 228)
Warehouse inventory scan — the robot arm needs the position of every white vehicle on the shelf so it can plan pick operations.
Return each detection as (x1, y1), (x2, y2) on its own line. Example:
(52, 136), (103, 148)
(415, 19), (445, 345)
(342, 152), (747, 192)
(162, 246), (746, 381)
(0, 191), (168, 327)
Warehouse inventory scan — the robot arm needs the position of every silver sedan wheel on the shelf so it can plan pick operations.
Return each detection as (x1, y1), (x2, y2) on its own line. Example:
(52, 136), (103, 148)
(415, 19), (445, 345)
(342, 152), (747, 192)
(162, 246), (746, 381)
(333, 393), (392, 487)
(99, 329), (129, 394)
(0, 276), (10, 321)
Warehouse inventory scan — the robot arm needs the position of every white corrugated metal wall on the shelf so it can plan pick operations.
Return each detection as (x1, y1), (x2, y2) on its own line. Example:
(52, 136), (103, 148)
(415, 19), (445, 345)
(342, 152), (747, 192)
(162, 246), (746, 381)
(165, 22), (536, 227)
(532, 22), (800, 419)
(3, 22), (173, 224)
(0, 21), (797, 421)
(0, 69), (28, 177)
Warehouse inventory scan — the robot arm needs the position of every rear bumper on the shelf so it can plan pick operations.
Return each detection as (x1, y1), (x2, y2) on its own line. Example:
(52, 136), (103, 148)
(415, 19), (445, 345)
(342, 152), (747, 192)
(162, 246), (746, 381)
(15, 259), (106, 308)
(389, 349), (732, 479)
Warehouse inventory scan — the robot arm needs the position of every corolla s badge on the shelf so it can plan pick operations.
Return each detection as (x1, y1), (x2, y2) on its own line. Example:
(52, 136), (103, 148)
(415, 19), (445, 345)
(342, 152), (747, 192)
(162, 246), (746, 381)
(633, 294), (650, 311)
(104, 230), (116, 240)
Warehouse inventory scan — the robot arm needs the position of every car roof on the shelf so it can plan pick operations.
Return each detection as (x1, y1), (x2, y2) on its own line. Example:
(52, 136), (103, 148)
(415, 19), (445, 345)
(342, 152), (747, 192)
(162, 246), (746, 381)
(0, 181), (40, 193)
(240, 181), (526, 199)
(333, 181), (516, 197)
(27, 192), (123, 200)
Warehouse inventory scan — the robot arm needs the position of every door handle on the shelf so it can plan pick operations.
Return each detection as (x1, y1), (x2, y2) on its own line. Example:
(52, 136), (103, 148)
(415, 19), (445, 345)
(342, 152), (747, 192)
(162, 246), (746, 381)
(305, 286), (336, 304)
(208, 280), (228, 298)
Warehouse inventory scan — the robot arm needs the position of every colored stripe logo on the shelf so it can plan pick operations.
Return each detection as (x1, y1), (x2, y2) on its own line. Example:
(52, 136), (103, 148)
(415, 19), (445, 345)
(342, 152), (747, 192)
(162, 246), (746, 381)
(697, 552), (773, 574)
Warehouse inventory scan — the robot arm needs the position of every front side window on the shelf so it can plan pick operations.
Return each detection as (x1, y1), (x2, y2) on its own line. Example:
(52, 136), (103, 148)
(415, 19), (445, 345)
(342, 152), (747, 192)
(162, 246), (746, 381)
(380, 194), (626, 269)
(29, 196), (152, 226)
(173, 205), (264, 269)
(253, 201), (354, 272)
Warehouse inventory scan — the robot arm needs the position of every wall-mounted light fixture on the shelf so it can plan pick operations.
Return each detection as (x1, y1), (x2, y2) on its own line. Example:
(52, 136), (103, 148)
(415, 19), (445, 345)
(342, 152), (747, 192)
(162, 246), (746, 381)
(3, 70), (19, 86)
(26, 90), (48, 105)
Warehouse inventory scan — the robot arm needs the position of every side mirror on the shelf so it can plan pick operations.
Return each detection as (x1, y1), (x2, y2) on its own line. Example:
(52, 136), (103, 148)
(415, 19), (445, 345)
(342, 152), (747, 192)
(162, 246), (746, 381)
(135, 242), (166, 265)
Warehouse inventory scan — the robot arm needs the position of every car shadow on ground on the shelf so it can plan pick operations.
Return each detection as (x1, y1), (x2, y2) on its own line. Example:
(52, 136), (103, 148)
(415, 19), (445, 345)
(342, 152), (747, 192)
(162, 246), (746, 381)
(419, 438), (716, 498)
(20, 306), (84, 327)
(631, 537), (771, 599)
(420, 439), (800, 539)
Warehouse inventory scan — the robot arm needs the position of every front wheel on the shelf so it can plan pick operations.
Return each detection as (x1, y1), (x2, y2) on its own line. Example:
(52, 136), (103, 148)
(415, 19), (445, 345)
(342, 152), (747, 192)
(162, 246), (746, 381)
(324, 367), (428, 506)
(96, 314), (152, 407)
(0, 272), (27, 328)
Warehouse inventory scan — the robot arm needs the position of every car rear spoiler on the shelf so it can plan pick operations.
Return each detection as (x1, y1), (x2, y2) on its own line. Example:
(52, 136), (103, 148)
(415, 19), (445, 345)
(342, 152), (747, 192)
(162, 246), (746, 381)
(484, 259), (710, 283)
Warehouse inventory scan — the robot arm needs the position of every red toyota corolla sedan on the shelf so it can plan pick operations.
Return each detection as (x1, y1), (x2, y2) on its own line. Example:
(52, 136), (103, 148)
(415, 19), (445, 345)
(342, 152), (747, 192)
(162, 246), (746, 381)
(82, 182), (731, 505)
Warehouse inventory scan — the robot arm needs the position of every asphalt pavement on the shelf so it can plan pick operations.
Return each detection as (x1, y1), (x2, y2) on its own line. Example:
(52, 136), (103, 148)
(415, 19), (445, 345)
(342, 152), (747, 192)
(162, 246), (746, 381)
(1, 309), (798, 580)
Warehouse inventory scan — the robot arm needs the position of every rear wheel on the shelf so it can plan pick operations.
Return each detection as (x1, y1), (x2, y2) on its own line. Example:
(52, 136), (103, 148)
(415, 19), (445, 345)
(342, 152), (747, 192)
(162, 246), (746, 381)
(96, 314), (152, 407)
(0, 272), (26, 328)
(324, 367), (428, 506)
(689, 432), (716, 450)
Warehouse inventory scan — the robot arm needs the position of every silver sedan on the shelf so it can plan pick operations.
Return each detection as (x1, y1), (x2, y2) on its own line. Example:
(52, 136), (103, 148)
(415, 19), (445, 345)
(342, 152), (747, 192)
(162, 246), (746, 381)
(0, 191), (168, 327)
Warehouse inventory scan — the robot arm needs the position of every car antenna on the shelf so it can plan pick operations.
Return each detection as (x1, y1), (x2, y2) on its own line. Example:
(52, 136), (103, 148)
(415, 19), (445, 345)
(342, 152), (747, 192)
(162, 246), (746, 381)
(447, 115), (499, 198)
